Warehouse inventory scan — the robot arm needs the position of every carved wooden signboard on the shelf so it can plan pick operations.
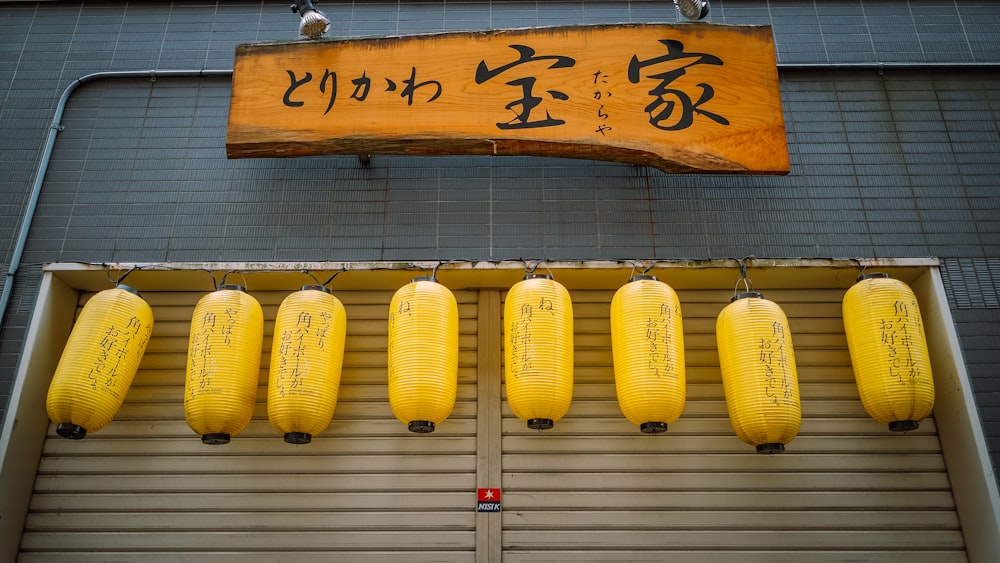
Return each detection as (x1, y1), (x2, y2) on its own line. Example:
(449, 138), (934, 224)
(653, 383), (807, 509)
(226, 24), (789, 174)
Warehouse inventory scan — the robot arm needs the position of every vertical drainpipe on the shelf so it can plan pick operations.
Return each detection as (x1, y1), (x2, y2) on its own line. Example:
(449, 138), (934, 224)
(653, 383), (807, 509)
(0, 69), (233, 335)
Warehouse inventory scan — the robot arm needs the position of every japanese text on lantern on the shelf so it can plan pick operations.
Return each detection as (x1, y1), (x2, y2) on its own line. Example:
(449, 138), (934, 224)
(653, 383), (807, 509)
(509, 297), (556, 380)
(759, 320), (795, 406)
(276, 310), (331, 397)
(645, 303), (679, 378)
(89, 316), (151, 398)
(188, 308), (238, 398)
(880, 299), (923, 386)
(387, 299), (410, 383)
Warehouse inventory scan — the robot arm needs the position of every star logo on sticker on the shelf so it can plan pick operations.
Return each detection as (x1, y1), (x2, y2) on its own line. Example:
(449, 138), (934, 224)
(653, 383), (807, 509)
(477, 488), (502, 512)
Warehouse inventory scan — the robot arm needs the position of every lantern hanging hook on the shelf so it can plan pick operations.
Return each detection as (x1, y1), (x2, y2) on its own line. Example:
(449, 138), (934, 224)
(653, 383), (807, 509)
(302, 268), (343, 288)
(108, 265), (140, 286)
(320, 269), (344, 288)
(430, 261), (443, 280)
(218, 271), (249, 290)
(525, 260), (541, 275)
(642, 261), (657, 275)
(853, 258), (867, 277)
(734, 256), (754, 295)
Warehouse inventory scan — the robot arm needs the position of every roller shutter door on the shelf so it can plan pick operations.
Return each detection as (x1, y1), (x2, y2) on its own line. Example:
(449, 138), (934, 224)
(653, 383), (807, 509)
(16, 277), (972, 562)
(500, 288), (966, 563)
(21, 288), (481, 562)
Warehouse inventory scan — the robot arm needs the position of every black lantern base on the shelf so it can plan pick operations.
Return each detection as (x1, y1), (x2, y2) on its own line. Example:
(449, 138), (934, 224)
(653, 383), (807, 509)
(408, 420), (436, 433)
(56, 423), (87, 440)
(527, 418), (554, 430)
(889, 420), (919, 432)
(284, 432), (312, 444)
(756, 442), (785, 454)
(640, 422), (668, 434)
(202, 433), (231, 445)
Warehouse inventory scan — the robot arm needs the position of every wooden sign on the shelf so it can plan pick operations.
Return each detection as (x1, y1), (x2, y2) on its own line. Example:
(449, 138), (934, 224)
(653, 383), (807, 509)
(226, 24), (788, 174)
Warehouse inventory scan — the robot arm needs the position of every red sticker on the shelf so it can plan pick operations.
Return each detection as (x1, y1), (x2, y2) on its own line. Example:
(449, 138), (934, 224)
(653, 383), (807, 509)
(477, 488), (502, 512)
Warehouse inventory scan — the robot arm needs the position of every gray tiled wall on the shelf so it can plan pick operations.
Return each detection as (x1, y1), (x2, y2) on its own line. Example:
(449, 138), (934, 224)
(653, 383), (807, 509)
(1, 1), (999, 477)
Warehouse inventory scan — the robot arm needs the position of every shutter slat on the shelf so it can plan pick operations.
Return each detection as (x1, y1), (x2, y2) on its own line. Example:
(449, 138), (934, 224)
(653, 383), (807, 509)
(501, 509), (960, 529)
(503, 452), (948, 472)
(18, 553), (474, 563)
(38, 454), (478, 474)
(501, 529), (965, 549)
(30, 491), (476, 511)
(20, 531), (476, 550)
(25, 511), (475, 531)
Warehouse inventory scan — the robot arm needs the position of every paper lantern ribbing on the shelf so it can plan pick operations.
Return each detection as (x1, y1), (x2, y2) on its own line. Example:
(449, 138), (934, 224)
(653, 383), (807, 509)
(504, 274), (574, 430)
(388, 277), (459, 433)
(842, 273), (934, 431)
(184, 284), (263, 445)
(268, 285), (347, 444)
(611, 275), (686, 433)
(716, 292), (801, 454)
(46, 285), (154, 440)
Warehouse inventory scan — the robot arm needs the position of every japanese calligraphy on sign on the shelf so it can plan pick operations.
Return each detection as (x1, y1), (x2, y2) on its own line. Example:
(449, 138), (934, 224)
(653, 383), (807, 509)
(227, 24), (788, 174)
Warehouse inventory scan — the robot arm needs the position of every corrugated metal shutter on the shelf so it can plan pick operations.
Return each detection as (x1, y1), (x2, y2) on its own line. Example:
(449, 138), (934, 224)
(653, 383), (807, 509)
(500, 288), (967, 563)
(21, 288), (480, 562)
(16, 279), (974, 562)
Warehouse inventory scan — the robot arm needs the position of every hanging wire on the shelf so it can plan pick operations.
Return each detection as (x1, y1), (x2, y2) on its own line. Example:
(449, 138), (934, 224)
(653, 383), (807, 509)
(320, 270), (343, 288)
(642, 261), (657, 275)
(302, 269), (345, 290)
(734, 256), (754, 295)
(525, 260), (541, 275)
(853, 258), (867, 277)
(107, 265), (140, 286)
(217, 271), (248, 289)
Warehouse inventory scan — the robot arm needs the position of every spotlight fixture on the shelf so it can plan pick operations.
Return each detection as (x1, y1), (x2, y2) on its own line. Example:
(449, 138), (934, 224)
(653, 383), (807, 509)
(674, 0), (710, 21)
(291, 0), (331, 39)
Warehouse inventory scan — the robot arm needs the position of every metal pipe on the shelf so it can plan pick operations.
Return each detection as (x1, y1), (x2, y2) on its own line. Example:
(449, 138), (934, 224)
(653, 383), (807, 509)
(0, 69), (232, 336)
(1, 60), (996, 334)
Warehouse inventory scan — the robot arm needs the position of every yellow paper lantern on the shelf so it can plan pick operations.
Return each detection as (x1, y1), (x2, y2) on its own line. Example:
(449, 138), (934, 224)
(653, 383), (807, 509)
(388, 277), (459, 433)
(611, 275), (686, 433)
(504, 274), (574, 430)
(184, 284), (263, 445)
(716, 291), (801, 453)
(46, 284), (154, 439)
(842, 273), (934, 431)
(268, 285), (347, 444)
